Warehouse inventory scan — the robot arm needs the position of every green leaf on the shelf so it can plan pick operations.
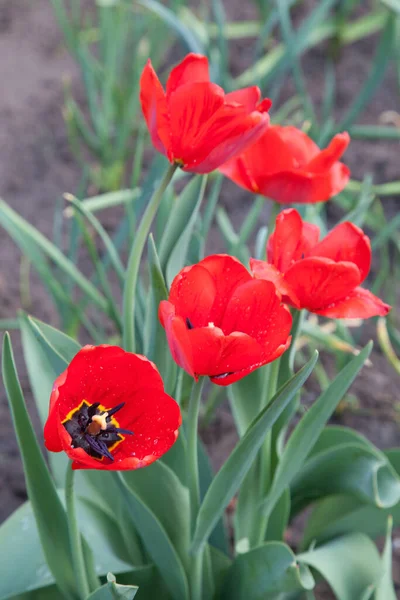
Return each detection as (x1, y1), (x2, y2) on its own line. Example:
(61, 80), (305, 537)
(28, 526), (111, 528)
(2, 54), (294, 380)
(0, 491), (146, 600)
(118, 473), (189, 600)
(86, 573), (138, 600)
(158, 176), (202, 271)
(338, 14), (394, 131)
(79, 471), (146, 568)
(375, 517), (396, 599)
(197, 439), (229, 555)
(0, 199), (108, 312)
(143, 235), (176, 390)
(1, 334), (76, 600)
(28, 316), (81, 363)
(122, 461), (191, 573)
(19, 314), (64, 426)
(291, 442), (400, 516)
(301, 444), (400, 549)
(381, 0), (400, 14)
(261, 343), (373, 518)
(166, 176), (206, 285)
(228, 368), (263, 437)
(137, 0), (204, 54)
(220, 542), (314, 599)
(191, 352), (318, 554)
(298, 534), (382, 600)
(264, 488), (290, 543)
(19, 314), (69, 486)
(64, 189), (140, 216)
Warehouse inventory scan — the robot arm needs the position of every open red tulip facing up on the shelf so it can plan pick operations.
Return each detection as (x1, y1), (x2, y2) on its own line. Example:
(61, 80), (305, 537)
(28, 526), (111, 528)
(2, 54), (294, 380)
(44, 345), (181, 470)
(140, 53), (271, 173)
(159, 255), (292, 386)
(219, 126), (350, 204)
(250, 209), (391, 319)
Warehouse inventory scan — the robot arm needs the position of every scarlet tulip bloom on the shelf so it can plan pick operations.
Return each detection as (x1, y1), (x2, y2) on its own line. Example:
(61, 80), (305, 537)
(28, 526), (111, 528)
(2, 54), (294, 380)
(140, 53), (271, 174)
(44, 345), (181, 470)
(219, 126), (350, 204)
(250, 209), (391, 319)
(159, 255), (292, 386)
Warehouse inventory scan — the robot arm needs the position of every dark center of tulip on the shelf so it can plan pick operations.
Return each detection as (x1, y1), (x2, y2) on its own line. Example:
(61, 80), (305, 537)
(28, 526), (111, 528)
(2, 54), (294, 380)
(186, 317), (194, 329)
(62, 401), (133, 461)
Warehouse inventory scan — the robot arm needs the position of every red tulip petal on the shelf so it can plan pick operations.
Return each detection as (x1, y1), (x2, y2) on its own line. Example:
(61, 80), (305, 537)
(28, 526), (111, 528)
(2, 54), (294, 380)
(256, 161), (350, 204)
(314, 287), (391, 319)
(250, 259), (300, 307)
(221, 279), (292, 358)
(284, 257), (361, 311)
(166, 53), (209, 96)
(44, 369), (68, 452)
(199, 254), (252, 325)
(140, 60), (170, 158)
(59, 386), (181, 471)
(218, 154), (259, 193)
(184, 109), (270, 174)
(159, 301), (196, 378)
(225, 86), (261, 111)
(306, 132), (350, 172)
(187, 326), (226, 375)
(168, 264), (217, 327)
(309, 221), (371, 282)
(302, 222), (321, 251)
(274, 125), (320, 165)
(55, 346), (165, 423)
(169, 81), (225, 166)
(267, 208), (303, 271)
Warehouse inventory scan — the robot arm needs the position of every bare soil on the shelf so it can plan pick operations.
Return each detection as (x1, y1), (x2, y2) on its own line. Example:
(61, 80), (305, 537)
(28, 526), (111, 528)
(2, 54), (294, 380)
(0, 1), (399, 597)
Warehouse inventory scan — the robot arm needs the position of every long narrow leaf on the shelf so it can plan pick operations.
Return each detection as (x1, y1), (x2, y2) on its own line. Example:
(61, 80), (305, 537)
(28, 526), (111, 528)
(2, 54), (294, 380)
(191, 352), (318, 554)
(261, 343), (373, 518)
(1, 333), (77, 600)
(0, 199), (108, 312)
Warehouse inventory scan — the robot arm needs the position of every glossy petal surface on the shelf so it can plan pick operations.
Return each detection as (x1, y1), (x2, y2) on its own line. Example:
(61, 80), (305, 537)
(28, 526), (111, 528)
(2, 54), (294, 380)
(44, 346), (181, 470)
(219, 126), (350, 203)
(140, 53), (271, 173)
(160, 255), (292, 384)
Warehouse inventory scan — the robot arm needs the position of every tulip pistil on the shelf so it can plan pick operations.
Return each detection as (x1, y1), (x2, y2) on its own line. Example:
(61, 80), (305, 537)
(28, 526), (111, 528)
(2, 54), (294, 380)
(63, 401), (134, 461)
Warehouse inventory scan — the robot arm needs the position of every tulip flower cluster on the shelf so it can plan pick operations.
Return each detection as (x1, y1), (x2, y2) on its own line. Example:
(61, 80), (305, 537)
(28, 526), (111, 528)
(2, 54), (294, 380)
(1, 52), (397, 600)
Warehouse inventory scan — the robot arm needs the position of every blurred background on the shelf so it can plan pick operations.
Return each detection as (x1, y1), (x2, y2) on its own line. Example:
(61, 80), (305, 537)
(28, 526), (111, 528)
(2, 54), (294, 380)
(0, 3), (399, 590)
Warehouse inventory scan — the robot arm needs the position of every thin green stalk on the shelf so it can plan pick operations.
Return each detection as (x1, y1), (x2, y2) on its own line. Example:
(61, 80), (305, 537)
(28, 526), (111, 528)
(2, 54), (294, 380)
(186, 377), (206, 600)
(122, 163), (178, 352)
(65, 465), (90, 600)
(256, 357), (281, 545)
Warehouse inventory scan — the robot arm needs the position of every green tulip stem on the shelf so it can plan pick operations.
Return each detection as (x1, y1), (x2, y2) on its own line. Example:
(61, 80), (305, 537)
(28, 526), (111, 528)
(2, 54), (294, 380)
(187, 376), (206, 600)
(122, 162), (178, 353)
(65, 465), (90, 600)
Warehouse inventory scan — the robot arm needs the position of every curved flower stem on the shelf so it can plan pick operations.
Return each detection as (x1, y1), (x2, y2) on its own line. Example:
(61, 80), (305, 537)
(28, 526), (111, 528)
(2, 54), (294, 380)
(122, 162), (178, 353)
(187, 377), (206, 600)
(256, 310), (306, 545)
(65, 465), (90, 600)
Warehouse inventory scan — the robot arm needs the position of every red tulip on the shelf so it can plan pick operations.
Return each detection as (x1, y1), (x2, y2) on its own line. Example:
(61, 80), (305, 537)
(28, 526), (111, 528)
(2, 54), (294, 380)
(250, 209), (391, 319)
(44, 345), (181, 470)
(140, 53), (271, 173)
(219, 126), (350, 204)
(159, 255), (292, 385)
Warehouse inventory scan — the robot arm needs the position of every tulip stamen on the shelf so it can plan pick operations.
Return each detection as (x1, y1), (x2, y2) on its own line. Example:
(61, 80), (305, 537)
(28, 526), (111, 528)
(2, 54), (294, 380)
(63, 400), (133, 461)
(186, 317), (194, 330)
